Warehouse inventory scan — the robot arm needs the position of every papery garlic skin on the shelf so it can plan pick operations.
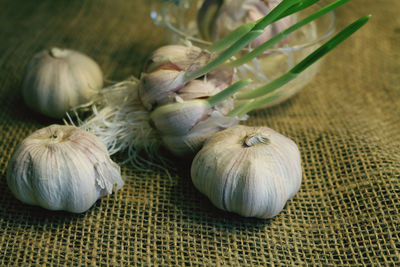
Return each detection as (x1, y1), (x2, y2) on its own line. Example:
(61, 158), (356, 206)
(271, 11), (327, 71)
(139, 70), (231, 111)
(177, 79), (223, 100)
(139, 69), (186, 110)
(22, 48), (103, 119)
(161, 111), (240, 156)
(139, 44), (234, 111)
(144, 45), (211, 73)
(191, 125), (302, 219)
(150, 99), (241, 157)
(150, 100), (210, 136)
(6, 125), (124, 213)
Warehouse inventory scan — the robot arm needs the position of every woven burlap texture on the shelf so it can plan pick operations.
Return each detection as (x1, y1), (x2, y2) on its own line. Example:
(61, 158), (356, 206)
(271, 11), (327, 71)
(0, 0), (399, 265)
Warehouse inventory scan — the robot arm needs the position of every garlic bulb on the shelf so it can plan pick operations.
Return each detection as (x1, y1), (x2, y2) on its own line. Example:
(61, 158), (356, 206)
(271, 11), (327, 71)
(191, 125), (302, 219)
(6, 124), (124, 213)
(22, 48), (103, 119)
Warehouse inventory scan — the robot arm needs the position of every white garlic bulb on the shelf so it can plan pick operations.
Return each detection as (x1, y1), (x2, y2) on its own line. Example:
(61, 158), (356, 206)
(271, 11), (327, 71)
(191, 125), (302, 219)
(6, 124), (124, 213)
(22, 48), (103, 119)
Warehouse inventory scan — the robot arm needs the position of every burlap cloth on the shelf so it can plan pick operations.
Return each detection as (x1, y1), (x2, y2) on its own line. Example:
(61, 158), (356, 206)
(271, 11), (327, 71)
(0, 0), (398, 265)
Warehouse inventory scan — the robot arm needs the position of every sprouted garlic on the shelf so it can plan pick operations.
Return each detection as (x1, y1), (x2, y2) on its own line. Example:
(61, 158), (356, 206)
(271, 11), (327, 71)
(73, 1), (369, 160)
(199, 0), (291, 48)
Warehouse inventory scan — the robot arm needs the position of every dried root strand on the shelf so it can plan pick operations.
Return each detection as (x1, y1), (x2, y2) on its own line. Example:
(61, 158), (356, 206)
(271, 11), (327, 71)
(65, 77), (171, 173)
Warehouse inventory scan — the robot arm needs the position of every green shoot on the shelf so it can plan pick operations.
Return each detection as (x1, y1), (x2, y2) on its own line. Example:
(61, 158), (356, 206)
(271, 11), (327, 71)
(184, 30), (264, 81)
(207, 0), (319, 53)
(237, 72), (297, 100)
(226, 99), (255, 117)
(226, 0), (349, 68)
(207, 79), (252, 107)
(291, 14), (371, 74)
(252, 0), (300, 30)
(184, 0), (301, 81)
(274, 0), (319, 22)
(228, 15), (370, 114)
(228, 93), (283, 118)
(207, 21), (258, 53)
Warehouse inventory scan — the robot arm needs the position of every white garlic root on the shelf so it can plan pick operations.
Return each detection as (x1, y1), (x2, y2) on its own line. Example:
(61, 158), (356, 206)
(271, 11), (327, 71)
(191, 125), (302, 219)
(67, 77), (166, 170)
(22, 47), (103, 119)
(72, 44), (239, 159)
(6, 124), (124, 213)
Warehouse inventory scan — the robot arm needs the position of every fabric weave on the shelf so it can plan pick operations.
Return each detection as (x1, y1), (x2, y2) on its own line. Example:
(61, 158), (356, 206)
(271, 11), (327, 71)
(0, 0), (398, 265)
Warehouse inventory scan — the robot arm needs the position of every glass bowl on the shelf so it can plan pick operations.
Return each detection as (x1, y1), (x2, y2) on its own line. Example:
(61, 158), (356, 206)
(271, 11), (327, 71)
(150, 0), (336, 109)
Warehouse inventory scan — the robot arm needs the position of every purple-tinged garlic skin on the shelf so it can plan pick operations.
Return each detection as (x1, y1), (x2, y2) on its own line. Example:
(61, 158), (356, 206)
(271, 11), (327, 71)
(144, 45), (211, 73)
(141, 44), (239, 156)
(191, 125), (302, 219)
(139, 45), (234, 111)
(6, 125), (123, 213)
(139, 69), (186, 110)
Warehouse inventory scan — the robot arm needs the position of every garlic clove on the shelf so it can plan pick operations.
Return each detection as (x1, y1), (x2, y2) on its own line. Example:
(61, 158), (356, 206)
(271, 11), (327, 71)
(139, 69), (186, 110)
(144, 45), (211, 73)
(161, 111), (240, 156)
(6, 124), (123, 213)
(22, 48), (103, 119)
(191, 125), (302, 219)
(177, 79), (221, 100)
(206, 67), (234, 90)
(150, 100), (210, 136)
(139, 67), (234, 111)
(148, 77), (240, 156)
(139, 44), (235, 114)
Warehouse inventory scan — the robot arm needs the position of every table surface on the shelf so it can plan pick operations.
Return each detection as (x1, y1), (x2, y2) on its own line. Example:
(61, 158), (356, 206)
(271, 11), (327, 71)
(0, 0), (399, 265)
